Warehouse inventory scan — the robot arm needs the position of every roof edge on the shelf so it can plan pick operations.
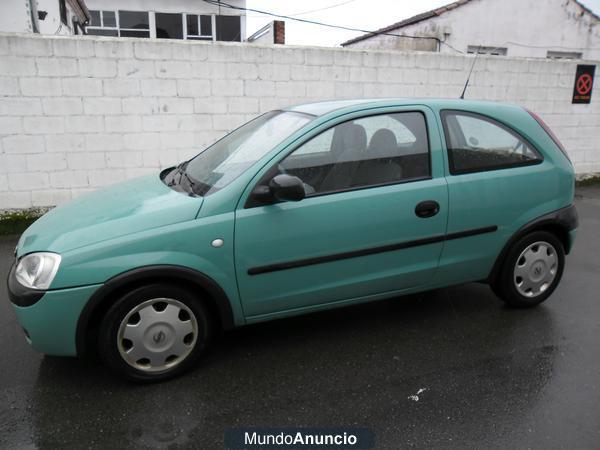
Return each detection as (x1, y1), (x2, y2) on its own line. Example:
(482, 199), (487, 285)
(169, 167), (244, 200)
(341, 0), (600, 47)
(341, 0), (472, 47)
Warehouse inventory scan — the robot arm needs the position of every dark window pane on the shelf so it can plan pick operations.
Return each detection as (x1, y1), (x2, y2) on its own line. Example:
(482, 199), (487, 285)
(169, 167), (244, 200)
(187, 36), (212, 41)
(87, 28), (119, 37)
(156, 13), (183, 39)
(216, 15), (240, 41)
(89, 10), (101, 27)
(119, 29), (150, 38)
(119, 10), (149, 29)
(200, 15), (212, 35)
(187, 14), (198, 35)
(280, 112), (430, 195)
(442, 111), (541, 174)
(103, 11), (116, 27)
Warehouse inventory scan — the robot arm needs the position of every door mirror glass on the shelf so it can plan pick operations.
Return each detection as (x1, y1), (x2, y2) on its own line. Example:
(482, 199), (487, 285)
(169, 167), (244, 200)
(268, 174), (306, 202)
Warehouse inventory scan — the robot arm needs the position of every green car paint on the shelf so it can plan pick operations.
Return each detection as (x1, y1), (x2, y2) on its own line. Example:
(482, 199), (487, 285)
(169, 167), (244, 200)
(8, 99), (576, 357)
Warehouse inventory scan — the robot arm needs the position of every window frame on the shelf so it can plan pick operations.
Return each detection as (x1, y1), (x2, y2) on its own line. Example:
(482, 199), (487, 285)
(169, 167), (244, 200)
(247, 110), (433, 207)
(467, 45), (507, 56)
(185, 13), (214, 40)
(87, 9), (151, 38)
(440, 109), (544, 176)
(118, 10), (150, 38)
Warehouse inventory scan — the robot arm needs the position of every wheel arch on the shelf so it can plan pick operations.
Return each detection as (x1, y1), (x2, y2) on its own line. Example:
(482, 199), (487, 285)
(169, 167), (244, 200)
(76, 265), (235, 356)
(487, 205), (578, 284)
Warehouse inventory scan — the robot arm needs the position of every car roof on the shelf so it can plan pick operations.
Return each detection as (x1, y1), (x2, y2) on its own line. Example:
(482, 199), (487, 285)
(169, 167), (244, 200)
(284, 98), (523, 117)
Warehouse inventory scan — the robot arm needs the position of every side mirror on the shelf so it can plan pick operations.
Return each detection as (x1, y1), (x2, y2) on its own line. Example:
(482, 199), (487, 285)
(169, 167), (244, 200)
(248, 174), (306, 207)
(269, 174), (306, 202)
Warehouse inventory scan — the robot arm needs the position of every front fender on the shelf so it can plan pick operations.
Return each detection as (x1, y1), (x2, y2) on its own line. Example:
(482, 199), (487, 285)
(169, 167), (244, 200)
(51, 212), (243, 351)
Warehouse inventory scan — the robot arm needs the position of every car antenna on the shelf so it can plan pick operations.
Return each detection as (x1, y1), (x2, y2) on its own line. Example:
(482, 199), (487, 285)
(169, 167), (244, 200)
(460, 46), (480, 99)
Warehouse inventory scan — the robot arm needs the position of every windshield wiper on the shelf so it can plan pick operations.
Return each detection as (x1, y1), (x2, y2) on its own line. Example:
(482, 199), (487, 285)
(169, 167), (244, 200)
(176, 161), (203, 196)
(166, 162), (187, 187)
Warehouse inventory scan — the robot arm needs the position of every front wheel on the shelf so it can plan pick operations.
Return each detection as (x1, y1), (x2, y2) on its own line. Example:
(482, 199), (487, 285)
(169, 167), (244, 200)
(492, 231), (565, 308)
(98, 284), (212, 382)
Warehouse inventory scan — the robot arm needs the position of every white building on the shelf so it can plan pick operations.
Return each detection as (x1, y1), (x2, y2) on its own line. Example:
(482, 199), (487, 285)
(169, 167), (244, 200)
(85, 0), (246, 42)
(0, 0), (90, 35)
(341, 0), (600, 60)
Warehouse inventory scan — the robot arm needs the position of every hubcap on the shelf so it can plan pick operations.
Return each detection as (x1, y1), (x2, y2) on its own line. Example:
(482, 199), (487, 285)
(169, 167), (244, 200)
(117, 298), (198, 372)
(513, 241), (558, 298)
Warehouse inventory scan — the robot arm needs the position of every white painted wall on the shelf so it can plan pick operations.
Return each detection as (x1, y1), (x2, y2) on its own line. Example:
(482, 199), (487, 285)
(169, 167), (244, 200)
(36, 0), (77, 35)
(0, 33), (598, 210)
(345, 0), (600, 60)
(0, 0), (35, 33)
(0, 0), (84, 36)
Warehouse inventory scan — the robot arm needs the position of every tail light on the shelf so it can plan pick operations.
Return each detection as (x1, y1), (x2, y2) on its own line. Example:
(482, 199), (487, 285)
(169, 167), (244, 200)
(526, 109), (572, 164)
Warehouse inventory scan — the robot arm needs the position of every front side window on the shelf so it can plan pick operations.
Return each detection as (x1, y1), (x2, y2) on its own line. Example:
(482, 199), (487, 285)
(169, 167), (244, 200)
(441, 111), (542, 175)
(183, 111), (312, 195)
(279, 112), (430, 196)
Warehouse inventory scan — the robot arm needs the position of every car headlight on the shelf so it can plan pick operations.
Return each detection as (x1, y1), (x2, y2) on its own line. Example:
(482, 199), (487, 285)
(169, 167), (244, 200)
(15, 252), (61, 290)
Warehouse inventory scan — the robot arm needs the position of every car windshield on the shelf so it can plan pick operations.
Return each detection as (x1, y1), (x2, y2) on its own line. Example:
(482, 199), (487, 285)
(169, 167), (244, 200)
(181, 110), (313, 196)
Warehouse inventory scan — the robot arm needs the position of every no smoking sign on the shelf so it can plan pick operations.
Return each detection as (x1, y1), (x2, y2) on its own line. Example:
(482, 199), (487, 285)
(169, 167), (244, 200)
(572, 65), (596, 104)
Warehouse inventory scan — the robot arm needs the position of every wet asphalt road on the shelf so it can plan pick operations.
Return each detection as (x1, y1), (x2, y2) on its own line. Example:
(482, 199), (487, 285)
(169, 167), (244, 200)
(1, 188), (600, 450)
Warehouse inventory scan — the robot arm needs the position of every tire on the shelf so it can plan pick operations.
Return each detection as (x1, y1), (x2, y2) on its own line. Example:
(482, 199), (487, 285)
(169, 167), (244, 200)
(492, 231), (565, 308)
(98, 284), (212, 382)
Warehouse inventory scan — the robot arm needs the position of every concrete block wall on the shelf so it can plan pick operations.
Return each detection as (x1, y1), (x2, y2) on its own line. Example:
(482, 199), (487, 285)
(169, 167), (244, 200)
(0, 33), (598, 210)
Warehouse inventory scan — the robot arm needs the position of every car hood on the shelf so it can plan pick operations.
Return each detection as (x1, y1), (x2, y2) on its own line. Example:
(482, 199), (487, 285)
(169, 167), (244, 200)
(18, 175), (203, 255)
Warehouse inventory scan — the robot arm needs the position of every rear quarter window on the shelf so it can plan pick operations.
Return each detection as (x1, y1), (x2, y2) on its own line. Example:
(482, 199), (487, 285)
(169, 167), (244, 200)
(441, 110), (543, 175)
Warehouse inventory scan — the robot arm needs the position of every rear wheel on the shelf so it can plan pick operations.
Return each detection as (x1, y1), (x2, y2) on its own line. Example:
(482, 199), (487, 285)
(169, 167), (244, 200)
(492, 231), (565, 307)
(98, 284), (212, 382)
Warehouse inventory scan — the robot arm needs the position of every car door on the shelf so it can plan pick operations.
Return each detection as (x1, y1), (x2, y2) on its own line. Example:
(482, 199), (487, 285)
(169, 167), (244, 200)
(434, 108), (547, 286)
(234, 107), (449, 319)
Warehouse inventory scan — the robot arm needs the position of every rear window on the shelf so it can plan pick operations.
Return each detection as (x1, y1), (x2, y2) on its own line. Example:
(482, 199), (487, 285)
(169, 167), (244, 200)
(527, 109), (572, 164)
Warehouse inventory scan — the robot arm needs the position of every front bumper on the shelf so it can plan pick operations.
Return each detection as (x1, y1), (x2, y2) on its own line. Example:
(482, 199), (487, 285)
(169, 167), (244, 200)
(7, 265), (100, 356)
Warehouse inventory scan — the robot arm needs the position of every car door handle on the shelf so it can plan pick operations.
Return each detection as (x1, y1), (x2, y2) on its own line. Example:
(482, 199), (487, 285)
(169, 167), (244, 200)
(415, 200), (440, 218)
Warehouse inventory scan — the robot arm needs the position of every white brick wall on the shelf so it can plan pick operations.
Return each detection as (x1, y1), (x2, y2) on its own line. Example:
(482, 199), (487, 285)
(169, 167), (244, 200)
(0, 32), (599, 210)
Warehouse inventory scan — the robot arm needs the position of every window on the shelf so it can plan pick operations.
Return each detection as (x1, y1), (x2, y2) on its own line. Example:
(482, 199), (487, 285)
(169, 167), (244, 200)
(89, 10), (100, 26)
(441, 111), (542, 175)
(547, 51), (582, 60)
(467, 45), (507, 56)
(118, 10), (150, 38)
(279, 112), (430, 196)
(87, 10), (149, 37)
(186, 14), (213, 40)
(216, 15), (241, 41)
(156, 13), (183, 39)
(87, 10), (118, 36)
(86, 10), (239, 41)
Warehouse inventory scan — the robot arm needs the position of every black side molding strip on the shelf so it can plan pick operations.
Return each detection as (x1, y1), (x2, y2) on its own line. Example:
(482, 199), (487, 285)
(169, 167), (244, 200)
(248, 225), (498, 276)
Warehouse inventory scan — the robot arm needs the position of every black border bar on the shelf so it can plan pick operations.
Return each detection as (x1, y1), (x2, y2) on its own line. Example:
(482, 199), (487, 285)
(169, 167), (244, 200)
(248, 225), (498, 276)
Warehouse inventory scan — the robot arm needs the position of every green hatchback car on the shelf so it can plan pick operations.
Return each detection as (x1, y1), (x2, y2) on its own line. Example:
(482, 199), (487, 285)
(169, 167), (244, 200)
(8, 99), (577, 381)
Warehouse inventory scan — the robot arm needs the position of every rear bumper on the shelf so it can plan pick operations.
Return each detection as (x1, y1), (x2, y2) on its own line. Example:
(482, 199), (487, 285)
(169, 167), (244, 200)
(567, 229), (578, 254)
(557, 204), (578, 254)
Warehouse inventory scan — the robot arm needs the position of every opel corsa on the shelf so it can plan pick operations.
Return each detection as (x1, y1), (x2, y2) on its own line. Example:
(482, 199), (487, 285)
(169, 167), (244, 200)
(7, 99), (578, 381)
